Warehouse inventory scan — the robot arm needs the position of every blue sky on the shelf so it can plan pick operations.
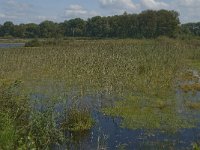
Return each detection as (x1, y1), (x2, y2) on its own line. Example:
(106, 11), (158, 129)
(0, 0), (199, 24)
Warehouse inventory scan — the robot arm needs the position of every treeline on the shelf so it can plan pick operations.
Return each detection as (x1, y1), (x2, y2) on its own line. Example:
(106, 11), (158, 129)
(181, 22), (200, 36)
(0, 10), (181, 39)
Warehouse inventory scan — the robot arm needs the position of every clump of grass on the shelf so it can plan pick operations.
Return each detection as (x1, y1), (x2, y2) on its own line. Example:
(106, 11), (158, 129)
(62, 108), (94, 132)
(180, 83), (200, 92)
(25, 39), (41, 47)
(0, 80), (30, 149)
(180, 71), (197, 81)
(29, 110), (64, 149)
(186, 102), (200, 110)
(193, 143), (200, 150)
(103, 95), (193, 131)
(0, 112), (17, 150)
(155, 100), (169, 110)
(0, 80), (65, 149)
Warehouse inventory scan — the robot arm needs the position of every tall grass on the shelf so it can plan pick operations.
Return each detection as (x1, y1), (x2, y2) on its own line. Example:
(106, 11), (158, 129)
(0, 38), (200, 148)
(0, 39), (195, 96)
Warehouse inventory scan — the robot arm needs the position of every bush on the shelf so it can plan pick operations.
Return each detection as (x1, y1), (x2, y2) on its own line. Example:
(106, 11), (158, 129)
(25, 39), (41, 47)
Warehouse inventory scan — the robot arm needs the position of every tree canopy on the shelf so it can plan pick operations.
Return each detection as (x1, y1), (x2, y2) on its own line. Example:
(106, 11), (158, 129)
(181, 22), (200, 36)
(0, 10), (183, 39)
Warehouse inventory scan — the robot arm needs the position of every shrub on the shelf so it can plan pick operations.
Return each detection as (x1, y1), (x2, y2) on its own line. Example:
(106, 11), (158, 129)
(25, 39), (41, 47)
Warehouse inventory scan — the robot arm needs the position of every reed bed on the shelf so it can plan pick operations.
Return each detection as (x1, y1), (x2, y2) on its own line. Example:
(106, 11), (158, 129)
(0, 38), (200, 149)
(0, 39), (194, 96)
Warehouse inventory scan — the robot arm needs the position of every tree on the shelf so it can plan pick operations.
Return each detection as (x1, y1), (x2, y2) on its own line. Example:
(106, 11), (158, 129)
(138, 10), (157, 38)
(0, 21), (15, 37)
(156, 10), (180, 37)
(65, 18), (86, 37)
(39, 21), (57, 38)
(0, 9), (182, 39)
(25, 23), (39, 38)
(182, 22), (200, 36)
(13, 24), (26, 38)
(86, 16), (103, 37)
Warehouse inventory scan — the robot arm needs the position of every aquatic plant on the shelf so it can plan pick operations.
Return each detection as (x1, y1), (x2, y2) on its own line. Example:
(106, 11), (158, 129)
(62, 108), (94, 132)
(193, 143), (200, 150)
(0, 38), (200, 148)
(103, 95), (194, 131)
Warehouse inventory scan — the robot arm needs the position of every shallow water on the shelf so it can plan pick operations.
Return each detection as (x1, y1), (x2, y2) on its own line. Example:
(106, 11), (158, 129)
(29, 70), (200, 150)
(0, 43), (24, 48)
(30, 92), (200, 149)
(53, 111), (200, 150)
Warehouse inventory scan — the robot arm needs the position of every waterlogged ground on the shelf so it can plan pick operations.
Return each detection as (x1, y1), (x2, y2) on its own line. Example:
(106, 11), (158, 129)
(28, 69), (200, 150)
(1, 39), (200, 149)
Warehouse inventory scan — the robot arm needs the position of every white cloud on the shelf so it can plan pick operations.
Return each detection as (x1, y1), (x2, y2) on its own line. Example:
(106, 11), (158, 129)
(175, 0), (200, 7)
(141, 0), (168, 9)
(99, 0), (138, 10)
(0, 0), (58, 24)
(170, 0), (200, 23)
(0, 13), (6, 18)
(98, 0), (140, 16)
(65, 4), (99, 19)
(0, 0), (200, 23)
(35, 16), (57, 22)
(4, 0), (32, 12)
(0, 0), (34, 23)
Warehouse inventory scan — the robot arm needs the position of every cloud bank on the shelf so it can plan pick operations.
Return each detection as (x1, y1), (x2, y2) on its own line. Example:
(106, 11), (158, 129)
(0, 0), (200, 23)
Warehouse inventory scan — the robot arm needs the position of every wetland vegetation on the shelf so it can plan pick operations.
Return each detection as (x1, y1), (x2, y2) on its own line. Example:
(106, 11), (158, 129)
(0, 38), (200, 149)
(0, 8), (200, 150)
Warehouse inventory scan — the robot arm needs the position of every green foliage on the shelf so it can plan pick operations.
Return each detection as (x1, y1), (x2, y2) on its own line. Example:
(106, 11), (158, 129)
(193, 143), (200, 150)
(0, 39), (200, 148)
(103, 95), (194, 131)
(62, 108), (94, 132)
(25, 39), (41, 47)
(182, 22), (200, 36)
(0, 113), (17, 150)
(29, 110), (64, 149)
(0, 9), (180, 38)
(0, 21), (14, 37)
(39, 21), (58, 38)
(0, 80), (30, 149)
(0, 80), (63, 149)
(1, 39), (199, 96)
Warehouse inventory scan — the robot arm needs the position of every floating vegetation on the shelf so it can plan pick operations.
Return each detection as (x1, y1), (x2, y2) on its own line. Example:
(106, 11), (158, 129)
(103, 95), (194, 131)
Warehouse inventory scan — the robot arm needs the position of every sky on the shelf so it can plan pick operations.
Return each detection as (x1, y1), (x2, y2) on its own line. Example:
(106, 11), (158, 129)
(0, 0), (200, 24)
